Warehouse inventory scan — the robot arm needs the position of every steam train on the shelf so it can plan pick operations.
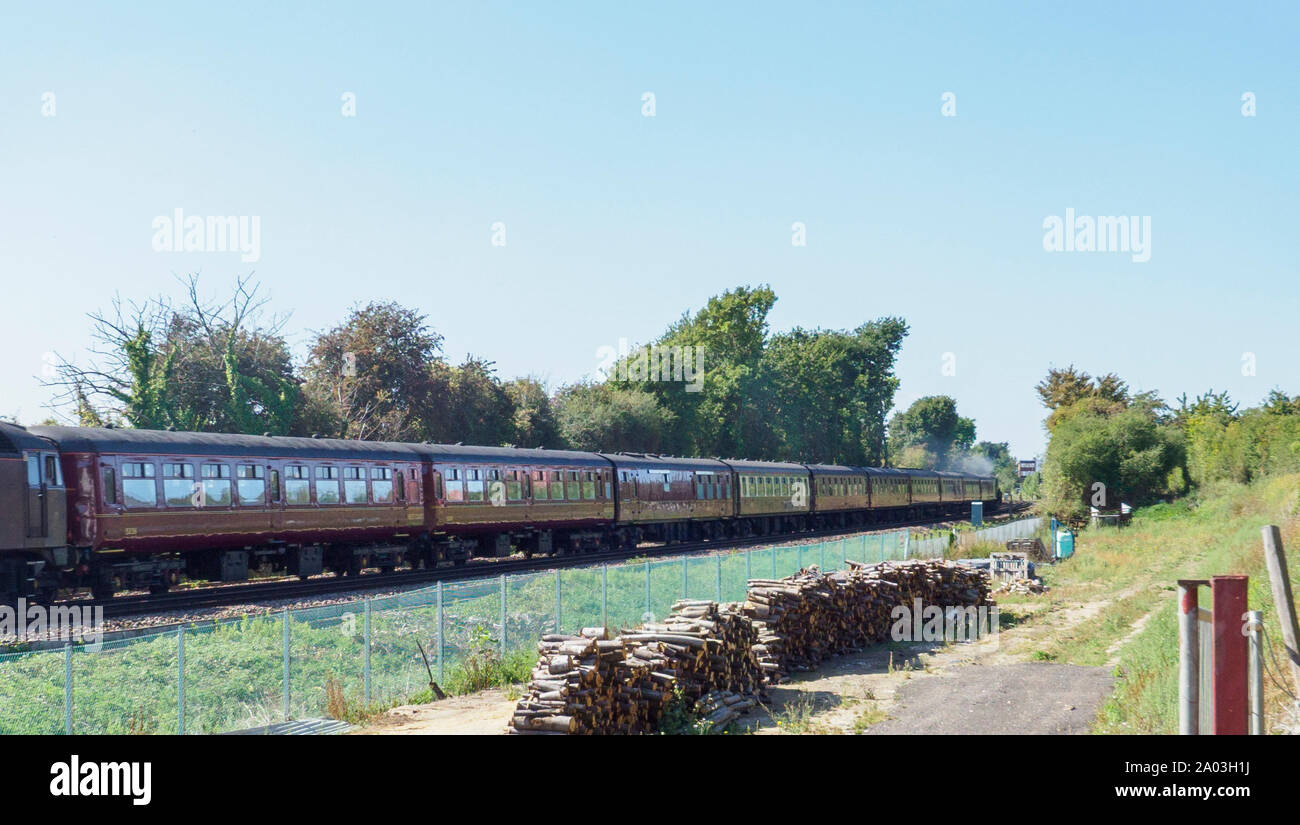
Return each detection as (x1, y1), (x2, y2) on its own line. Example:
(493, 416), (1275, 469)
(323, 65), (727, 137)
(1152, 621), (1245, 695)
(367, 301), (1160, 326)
(0, 422), (999, 602)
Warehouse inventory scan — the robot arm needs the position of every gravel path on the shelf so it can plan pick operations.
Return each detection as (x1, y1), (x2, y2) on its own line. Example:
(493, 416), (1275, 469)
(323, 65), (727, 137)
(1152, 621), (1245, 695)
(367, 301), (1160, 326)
(863, 661), (1113, 735)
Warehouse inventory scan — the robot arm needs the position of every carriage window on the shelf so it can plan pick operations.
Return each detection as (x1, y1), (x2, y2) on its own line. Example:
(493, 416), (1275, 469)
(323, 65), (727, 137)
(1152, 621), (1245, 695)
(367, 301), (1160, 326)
(466, 468), (484, 502)
(285, 465), (311, 505)
(487, 468), (500, 481)
(582, 471), (596, 500)
(398, 469), (410, 502)
(373, 467), (393, 504)
(43, 455), (62, 487)
(315, 466), (340, 505)
(122, 462), (157, 508)
(343, 467), (368, 504)
(237, 464), (266, 506)
(269, 469), (281, 502)
(200, 464), (232, 507)
(565, 471), (580, 501)
(164, 463), (196, 507)
(531, 470), (548, 500)
(102, 467), (117, 505)
(506, 470), (522, 502)
(549, 471), (564, 501)
(444, 469), (464, 502)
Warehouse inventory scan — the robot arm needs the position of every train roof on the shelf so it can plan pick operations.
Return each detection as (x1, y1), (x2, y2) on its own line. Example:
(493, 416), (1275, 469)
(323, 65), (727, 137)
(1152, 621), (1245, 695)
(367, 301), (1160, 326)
(804, 463), (863, 477)
(29, 426), (615, 468)
(865, 467), (914, 477)
(598, 453), (730, 472)
(423, 443), (609, 468)
(29, 426), (428, 462)
(719, 459), (808, 473)
(0, 421), (59, 456)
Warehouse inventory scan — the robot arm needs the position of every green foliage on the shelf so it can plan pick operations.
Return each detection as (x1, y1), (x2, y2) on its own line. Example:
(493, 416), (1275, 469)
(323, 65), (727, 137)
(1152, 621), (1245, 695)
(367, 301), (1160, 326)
(49, 275), (305, 435)
(1041, 395), (1184, 521)
(657, 687), (711, 735)
(1036, 365), (1130, 431)
(1177, 389), (1300, 486)
(504, 377), (563, 448)
(887, 395), (975, 468)
(554, 382), (675, 452)
(607, 285), (909, 464)
(303, 301), (445, 441)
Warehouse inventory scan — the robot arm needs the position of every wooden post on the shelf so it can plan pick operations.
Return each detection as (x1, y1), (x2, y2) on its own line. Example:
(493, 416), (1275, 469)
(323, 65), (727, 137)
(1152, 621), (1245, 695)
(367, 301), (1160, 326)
(1261, 525), (1300, 695)
(1178, 581), (1201, 735)
(1211, 575), (1249, 735)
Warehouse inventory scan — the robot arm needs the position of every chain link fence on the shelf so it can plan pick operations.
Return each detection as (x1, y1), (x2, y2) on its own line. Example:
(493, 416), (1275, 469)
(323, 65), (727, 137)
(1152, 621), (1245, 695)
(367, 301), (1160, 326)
(0, 517), (1041, 734)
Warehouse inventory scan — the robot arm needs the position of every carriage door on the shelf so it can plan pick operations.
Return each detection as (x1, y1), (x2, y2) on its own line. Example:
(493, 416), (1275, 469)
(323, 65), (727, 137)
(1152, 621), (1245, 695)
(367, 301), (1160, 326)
(25, 453), (47, 539)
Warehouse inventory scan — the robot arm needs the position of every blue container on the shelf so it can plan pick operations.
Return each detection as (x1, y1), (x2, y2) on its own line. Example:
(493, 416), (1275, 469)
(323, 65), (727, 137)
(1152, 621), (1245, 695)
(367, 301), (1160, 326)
(970, 500), (983, 527)
(1055, 530), (1075, 560)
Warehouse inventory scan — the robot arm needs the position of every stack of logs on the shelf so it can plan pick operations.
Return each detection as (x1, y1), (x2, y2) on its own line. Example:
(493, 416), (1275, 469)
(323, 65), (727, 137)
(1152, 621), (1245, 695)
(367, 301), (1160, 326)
(744, 559), (994, 680)
(507, 558), (993, 735)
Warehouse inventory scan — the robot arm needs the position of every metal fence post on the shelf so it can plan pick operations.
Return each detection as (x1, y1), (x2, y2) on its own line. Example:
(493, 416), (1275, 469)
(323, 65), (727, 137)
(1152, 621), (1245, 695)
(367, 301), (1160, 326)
(771, 547), (776, 578)
(819, 542), (825, 570)
(715, 554), (722, 600)
(745, 549), (752, 584)
(63, 644), (72, 736)
(681, 557), (687, 598)
(1246, 610), (1264, 735)
(177, 626), (185, 736)
(499, 575), (507, 655)
(798, 544), (803, 571)
(1178, 581), (1200, 735)
(436, 581), (444, 682)
(364, 599), (372, 706)
(282, 609), (290, 721)
(554, 568), (563, 632)
(601, 565), (608, 630)
(644, 561), (651, 619)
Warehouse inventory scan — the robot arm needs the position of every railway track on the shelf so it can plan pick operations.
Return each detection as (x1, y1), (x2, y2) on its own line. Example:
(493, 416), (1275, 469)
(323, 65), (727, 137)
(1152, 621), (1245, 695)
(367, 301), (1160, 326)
(69, 503), (1035, 618)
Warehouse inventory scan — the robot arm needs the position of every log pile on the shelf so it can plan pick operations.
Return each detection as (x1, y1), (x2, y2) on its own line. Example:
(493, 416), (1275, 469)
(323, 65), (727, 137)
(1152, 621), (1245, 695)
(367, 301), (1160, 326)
(743, 559), (993, 680)
(507, 559), (993, 734)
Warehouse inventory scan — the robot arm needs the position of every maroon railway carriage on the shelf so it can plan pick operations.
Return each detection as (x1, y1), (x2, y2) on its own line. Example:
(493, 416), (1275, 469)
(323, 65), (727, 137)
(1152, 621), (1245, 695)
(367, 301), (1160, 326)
(27, 426), (430, 596)
(601, 453), (733, 544)
(805, 464), (870, 529)
(422, 444), (616, 557)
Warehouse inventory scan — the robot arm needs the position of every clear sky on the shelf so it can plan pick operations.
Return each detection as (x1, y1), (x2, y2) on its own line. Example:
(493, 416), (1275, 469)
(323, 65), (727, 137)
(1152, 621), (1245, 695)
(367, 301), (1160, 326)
(2, 2), (1296, 461)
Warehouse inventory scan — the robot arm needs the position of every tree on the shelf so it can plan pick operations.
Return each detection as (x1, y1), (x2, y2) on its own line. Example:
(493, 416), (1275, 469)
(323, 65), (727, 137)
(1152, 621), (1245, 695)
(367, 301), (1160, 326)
(887, 396), (976, 469)
(554, 382), (674, 452)
(503, 377), (563, 448)
(304, 301), (448, 442)
(1036, 365), (1130, 431)
(47, 274), (303, 434)
(444, 357), (515, 446)
(1041, 398), (1184, 521)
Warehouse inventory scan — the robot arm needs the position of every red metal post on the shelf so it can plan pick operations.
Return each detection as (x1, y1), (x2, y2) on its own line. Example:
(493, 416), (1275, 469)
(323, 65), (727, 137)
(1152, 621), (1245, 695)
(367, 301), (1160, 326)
(1211, 575), (1249, 735)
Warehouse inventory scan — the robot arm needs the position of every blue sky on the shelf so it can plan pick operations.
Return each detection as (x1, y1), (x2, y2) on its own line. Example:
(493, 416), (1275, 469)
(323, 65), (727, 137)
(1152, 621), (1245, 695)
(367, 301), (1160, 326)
(1, 2), (1296, 461)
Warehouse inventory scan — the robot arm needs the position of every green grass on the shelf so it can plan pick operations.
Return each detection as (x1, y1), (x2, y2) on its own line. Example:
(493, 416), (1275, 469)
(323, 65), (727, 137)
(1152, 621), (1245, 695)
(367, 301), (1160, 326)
(0, 529), (934, 734)
(1012, 474), (1300, 734)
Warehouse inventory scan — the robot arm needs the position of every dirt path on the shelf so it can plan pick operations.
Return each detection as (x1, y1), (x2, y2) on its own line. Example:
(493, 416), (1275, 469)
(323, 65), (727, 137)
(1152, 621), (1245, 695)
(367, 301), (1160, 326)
(352, 689), (516, 735)
(733, 587), (1133, 735)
